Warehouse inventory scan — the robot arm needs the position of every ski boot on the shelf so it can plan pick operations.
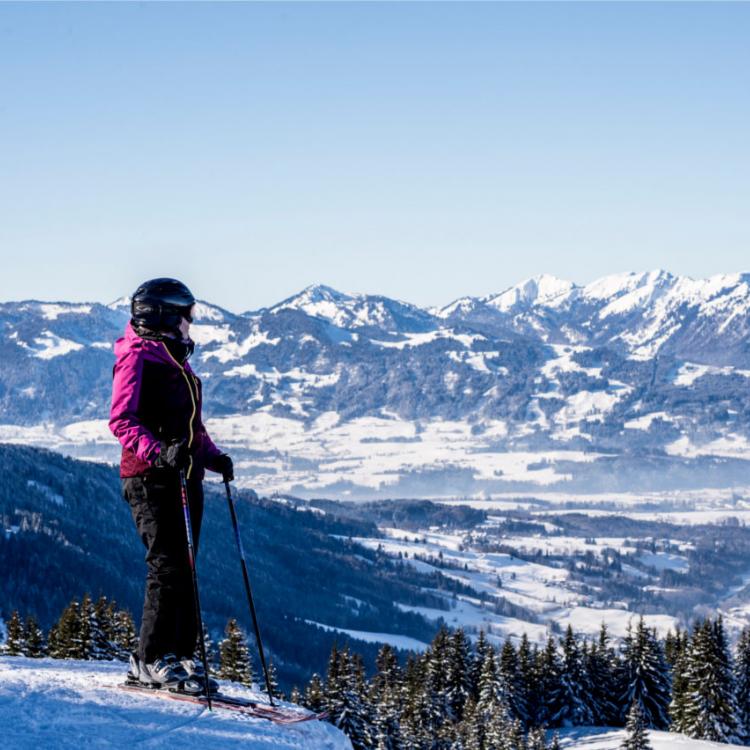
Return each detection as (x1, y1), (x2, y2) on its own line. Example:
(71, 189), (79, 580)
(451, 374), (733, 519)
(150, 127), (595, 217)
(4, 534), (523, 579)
(128, 652), (203, 695)
(180, 657), (219, 695)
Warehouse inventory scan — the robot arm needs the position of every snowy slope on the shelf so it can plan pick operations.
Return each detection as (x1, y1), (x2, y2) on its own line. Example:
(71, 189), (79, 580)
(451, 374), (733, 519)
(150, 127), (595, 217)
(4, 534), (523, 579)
(0, 656), (351, 750)
(558, 727), (745, 750)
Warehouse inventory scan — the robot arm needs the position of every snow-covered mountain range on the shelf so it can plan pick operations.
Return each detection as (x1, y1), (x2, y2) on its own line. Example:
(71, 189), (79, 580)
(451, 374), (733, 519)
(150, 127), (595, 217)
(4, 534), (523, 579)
(1, 271), (748, 497)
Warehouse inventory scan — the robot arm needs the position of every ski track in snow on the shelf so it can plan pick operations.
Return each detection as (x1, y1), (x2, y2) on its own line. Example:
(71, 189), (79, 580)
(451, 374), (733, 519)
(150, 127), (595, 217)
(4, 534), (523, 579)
(0, 657), (351, 750)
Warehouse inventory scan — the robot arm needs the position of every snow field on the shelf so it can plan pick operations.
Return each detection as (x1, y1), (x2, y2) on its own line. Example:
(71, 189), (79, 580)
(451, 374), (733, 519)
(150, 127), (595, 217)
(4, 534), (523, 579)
(349, 526), (679, 646)
(557, 727), (746, 750)
(0, 656), (351, 750)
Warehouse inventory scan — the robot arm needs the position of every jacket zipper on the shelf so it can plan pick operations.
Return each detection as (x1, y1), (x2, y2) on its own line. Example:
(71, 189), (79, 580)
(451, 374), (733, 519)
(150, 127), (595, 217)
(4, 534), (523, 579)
(161, 343), (198, 479)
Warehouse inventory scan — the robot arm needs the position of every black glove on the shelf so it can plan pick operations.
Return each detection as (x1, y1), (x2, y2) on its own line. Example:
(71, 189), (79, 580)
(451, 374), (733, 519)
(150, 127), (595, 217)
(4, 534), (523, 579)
(155, 439), (190, 471)
(213, 454), (234, 482)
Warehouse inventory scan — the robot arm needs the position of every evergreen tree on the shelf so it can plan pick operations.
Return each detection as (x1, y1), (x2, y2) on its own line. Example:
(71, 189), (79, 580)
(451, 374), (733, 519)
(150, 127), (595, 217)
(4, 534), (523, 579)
(111, 608), (138, 661)
(621, 702), (652, 750)
(88, 595), (114, 660)
(499, 638), (527, 723)
(289, 685), (302, 705)
(446, 629), (472, 722)
(553, 625), (594, 727)
(734, 626), (750, 741)
(218, 618), (254, 687)
(74, 593), (94, 659)
(329, 646), (369, 750)
(22, 615), (45, 658)
(456, 696), (483, 750)
(680, 618), (741, 743)
(304, 673), (326, 713)
(537, 635), (564, 727)
(618, 618), (670, 729)
(51, 599), (83, 659)
(517, 632), (536, 726)
(587, 623), (619, 726)
(266, 658), (282, 700)
(370, 645), (403, 750)
(526, 726), (547, 750)
(669, 629), (690, 731)
(470, 630), (491, 701)
(2, 611), (25, 655)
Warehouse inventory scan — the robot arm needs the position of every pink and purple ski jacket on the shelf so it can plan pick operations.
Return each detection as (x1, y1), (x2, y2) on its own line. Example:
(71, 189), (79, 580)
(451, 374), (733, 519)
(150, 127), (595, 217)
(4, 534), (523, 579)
(109, 322), (223, 479)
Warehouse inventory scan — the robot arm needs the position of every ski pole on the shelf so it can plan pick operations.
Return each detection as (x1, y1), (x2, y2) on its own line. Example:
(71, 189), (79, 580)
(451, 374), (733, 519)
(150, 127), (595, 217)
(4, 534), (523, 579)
(179, 469), (213, 711)
(224, 479), (275, 706)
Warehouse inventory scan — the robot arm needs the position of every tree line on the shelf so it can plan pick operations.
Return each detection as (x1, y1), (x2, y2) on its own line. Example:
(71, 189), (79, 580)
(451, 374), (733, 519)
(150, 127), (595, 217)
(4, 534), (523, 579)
(0, 595), (280, 690)
(290, 616), (750, 750)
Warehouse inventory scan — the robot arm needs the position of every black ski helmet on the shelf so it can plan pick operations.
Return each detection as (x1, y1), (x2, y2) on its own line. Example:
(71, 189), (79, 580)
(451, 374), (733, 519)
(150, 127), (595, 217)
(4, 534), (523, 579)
(130, 278), (196, 333)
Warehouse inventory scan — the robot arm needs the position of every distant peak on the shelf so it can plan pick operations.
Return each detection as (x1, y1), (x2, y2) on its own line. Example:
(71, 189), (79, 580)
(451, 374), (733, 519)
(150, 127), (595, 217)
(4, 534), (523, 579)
(484, 275), (577, 311)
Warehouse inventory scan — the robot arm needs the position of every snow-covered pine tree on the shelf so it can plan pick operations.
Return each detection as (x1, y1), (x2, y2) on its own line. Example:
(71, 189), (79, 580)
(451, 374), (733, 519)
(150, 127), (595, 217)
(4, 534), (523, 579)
(476, 641), (501, 713)
(621, 701), (652, 750)
(526, 725), (547, 750)
(370, 645), (403, 750)
(218, 618), (254, 687)
(89, 595), (114, 660)
(74, 593), (94, 659)
(266, 658), (282, 700)
(587, 623), (620, 726)
(289, 685), (302, 705)
(427, 626), (452, 723)
(734, 626), (750, 741)
(680, 617), (741, 743)
(2, 611), (24, 655)
(548, 731), (562, 750)
(193, 624), (218, 669)
(22, 615), (45, 657)
(330, 646), (369, 750)
(553, 625), (594, 727)
(470, 630), (490, 701)
(618, 618), (670, 729)
(415, 646), (447, 744)
(111, 608), (137, 660)
(517, 632), (536, 725)
(668, 628), (690, 731)
(456, 696), (483, 750)
(537, 635), (564, 727)
(499, 637), (528, 724)
(446, 628), (472, 722)
(304, 673), (326, 713)
(50, 598), (82, 659)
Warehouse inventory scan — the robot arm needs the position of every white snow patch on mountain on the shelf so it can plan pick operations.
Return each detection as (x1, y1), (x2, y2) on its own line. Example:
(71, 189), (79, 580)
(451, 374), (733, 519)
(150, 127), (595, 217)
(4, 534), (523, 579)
(674, 362), (750, 387)
(304, 621), (429, 652)
(16, 331), (85, 359)
(204, 328), (281, 363)
(38, 303), (92, 320)
(371, 330), (484, 349)
(0, 656), (351, 750)
(624, 412), (673, 430)
(666, 434), (750, 460)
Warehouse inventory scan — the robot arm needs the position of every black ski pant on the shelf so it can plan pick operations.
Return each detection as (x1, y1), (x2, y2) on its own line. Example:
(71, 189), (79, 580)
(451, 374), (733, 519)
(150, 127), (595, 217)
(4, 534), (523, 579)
(122, 473), (204, 664)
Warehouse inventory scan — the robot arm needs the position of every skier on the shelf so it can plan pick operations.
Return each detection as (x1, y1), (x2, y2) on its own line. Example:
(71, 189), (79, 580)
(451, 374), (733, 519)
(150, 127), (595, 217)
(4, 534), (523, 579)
(109, 278), (233, 693)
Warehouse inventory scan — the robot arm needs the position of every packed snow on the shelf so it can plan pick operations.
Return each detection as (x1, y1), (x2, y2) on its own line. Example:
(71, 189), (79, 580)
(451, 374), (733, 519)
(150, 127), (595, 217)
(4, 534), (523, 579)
(0, 656), (351, 750)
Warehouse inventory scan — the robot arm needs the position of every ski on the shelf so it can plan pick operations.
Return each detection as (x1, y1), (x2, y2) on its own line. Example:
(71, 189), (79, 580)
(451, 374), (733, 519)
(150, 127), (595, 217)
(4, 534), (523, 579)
(118, 682), (328, 724)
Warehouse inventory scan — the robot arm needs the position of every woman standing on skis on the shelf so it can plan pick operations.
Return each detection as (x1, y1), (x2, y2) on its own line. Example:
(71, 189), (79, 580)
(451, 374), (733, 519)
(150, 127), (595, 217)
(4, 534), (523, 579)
(109, 278), (233, 693)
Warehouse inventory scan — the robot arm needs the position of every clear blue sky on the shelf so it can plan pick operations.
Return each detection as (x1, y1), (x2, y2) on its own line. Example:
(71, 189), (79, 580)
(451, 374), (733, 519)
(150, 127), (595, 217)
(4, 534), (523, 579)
(0, 2), (748, 311)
